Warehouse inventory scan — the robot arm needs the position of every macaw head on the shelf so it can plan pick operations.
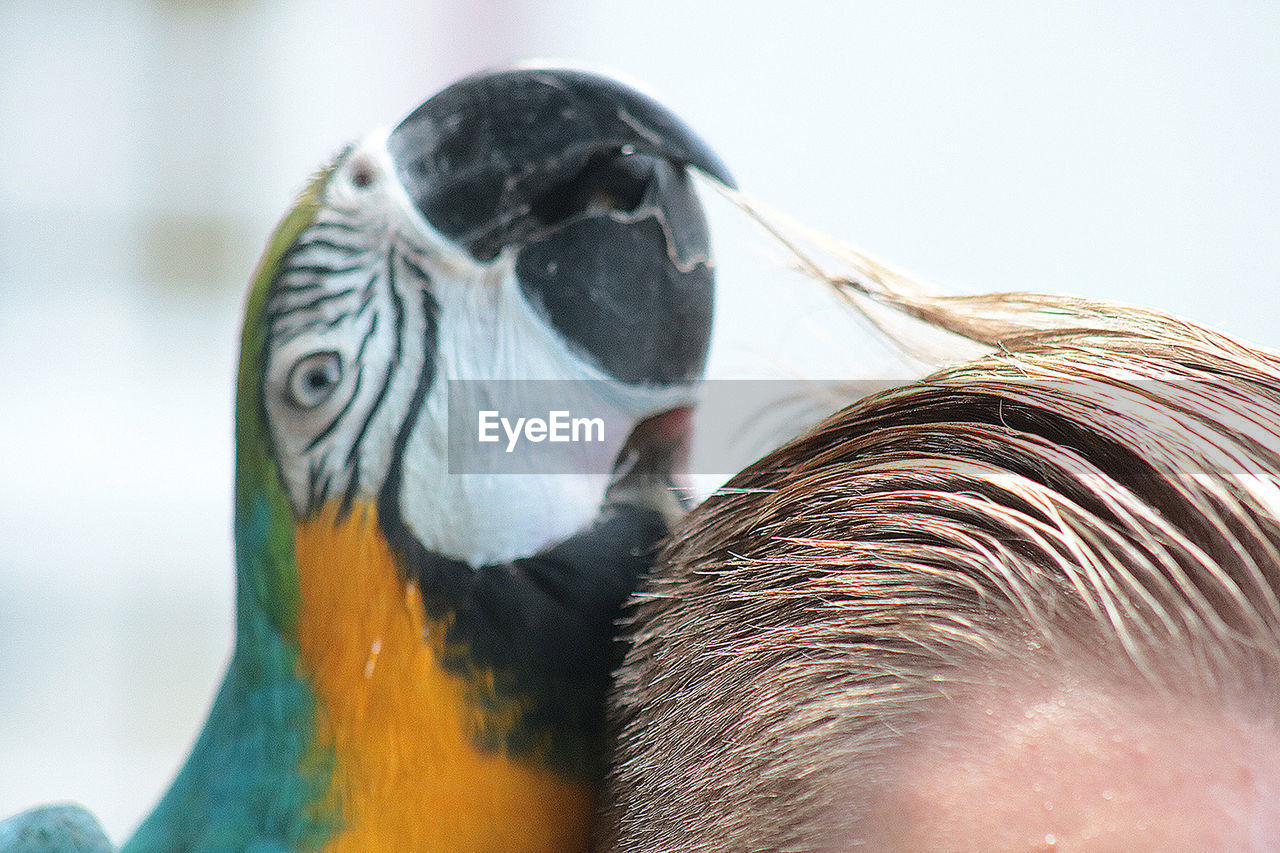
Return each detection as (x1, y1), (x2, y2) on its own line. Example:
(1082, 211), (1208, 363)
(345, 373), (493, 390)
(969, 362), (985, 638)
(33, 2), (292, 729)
(236, 67), (732, 588)
(228, 66), (731, 770)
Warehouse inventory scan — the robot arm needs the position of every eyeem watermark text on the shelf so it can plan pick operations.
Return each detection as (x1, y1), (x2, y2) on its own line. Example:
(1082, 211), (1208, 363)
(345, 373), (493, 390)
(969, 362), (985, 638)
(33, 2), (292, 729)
(478, 410), (606, 453)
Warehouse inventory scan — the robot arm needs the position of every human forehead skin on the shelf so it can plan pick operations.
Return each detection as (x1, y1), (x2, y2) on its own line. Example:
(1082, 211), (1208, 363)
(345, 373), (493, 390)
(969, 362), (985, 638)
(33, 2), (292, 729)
(847, 682), (1280, 852)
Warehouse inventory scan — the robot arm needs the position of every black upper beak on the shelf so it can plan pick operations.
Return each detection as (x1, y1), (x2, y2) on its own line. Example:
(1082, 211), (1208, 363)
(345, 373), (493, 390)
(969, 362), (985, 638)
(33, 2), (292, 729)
(385, 66), (734, 263)
(385, 66), (730, 387)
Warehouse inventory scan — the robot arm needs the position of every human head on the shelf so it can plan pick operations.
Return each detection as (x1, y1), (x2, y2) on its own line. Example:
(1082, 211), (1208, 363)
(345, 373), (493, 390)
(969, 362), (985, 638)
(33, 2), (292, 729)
(601, 295), (1280, 851)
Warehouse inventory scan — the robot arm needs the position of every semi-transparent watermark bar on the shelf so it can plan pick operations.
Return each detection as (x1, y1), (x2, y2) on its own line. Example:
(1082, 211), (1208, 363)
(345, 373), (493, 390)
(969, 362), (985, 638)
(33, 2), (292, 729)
(445, 377), (1280, 476)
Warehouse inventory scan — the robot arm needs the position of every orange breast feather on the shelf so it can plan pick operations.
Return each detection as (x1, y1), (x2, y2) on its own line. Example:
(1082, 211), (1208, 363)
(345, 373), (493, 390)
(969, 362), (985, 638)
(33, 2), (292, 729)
(293, 502), (592, 852)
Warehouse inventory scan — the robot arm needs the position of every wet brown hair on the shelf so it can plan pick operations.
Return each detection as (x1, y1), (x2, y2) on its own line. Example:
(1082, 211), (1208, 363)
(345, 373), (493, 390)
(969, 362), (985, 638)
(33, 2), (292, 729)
(598, 266), (1280, 850)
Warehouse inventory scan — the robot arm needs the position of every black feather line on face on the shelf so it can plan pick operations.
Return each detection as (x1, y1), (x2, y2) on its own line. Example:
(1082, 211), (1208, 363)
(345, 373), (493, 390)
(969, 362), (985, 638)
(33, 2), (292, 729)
(275, 262), (369, 279)
(268, 285), (359, 319)
(307, 454), (329, 511)
(286, 236), (367, 256)
(337, 249), (411, 520)
(376, 285), (441, 542)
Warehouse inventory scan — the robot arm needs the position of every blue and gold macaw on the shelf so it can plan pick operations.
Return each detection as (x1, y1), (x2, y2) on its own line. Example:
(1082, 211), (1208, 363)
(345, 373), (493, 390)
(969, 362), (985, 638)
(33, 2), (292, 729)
(2, 66), (731, 852)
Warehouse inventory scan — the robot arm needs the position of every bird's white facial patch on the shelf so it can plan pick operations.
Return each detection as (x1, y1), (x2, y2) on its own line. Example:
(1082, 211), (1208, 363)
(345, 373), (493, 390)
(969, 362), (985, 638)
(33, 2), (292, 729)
(262, 131), (442, 517)
(396, 244), (689, 565)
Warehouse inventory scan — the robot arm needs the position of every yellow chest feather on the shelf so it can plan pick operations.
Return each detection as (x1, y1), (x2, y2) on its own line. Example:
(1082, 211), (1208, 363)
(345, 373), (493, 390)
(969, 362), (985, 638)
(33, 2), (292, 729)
(293, 502), (593, 852)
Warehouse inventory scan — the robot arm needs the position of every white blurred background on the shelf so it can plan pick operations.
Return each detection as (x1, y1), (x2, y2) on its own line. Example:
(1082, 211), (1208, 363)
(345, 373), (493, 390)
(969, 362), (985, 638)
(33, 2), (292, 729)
(2, 0), (1279, 842)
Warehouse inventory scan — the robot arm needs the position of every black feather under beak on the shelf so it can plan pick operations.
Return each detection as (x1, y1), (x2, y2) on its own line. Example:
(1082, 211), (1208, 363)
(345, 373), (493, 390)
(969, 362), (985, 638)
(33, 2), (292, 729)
(386, 66), (732, 386)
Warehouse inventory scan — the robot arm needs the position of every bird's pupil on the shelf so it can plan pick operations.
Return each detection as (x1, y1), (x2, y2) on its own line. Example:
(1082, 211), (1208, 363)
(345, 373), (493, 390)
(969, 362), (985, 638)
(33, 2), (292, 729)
(308, 367), (332, 389)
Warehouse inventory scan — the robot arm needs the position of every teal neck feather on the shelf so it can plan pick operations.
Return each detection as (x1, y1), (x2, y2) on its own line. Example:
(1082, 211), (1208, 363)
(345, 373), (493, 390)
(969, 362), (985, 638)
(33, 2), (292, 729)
(123, 170), (340, 853)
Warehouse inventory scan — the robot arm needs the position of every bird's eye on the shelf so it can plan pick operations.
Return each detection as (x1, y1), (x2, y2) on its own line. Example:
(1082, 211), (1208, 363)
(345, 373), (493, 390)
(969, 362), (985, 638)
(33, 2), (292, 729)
(286, 351), (343, 409)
